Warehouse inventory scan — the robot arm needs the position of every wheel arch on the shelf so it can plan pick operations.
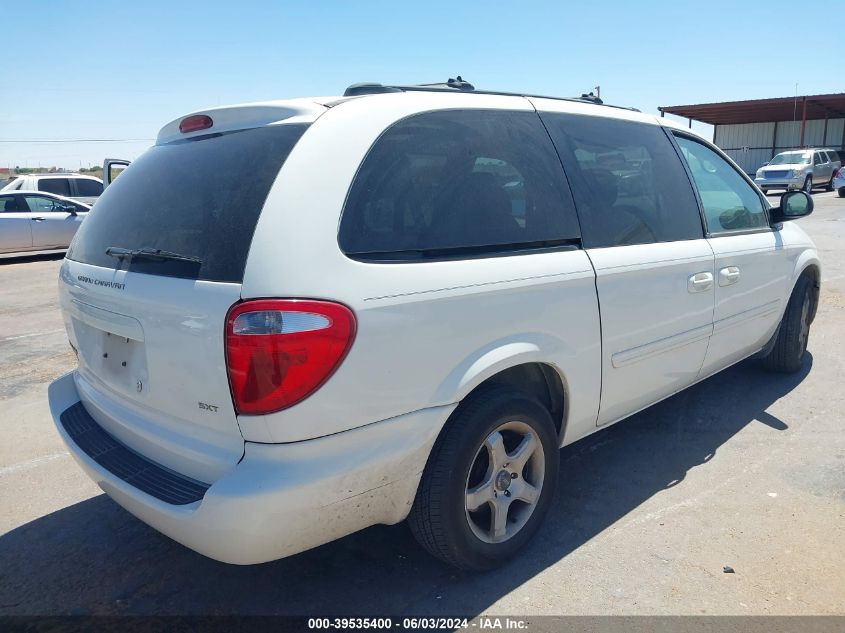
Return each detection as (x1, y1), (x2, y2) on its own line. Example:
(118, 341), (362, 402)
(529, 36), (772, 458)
(795, 260), (821, 324)
(432, 338), (570, 442)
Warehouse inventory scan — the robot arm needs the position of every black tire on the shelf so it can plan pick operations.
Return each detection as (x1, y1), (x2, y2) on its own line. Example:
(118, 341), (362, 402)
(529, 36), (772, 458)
(408, 386), (559, 570)
(761, 275), (814, 373)
(838, 188), (845, 198)
(826, 177), (834, 192)
(803, 175), (813, 193)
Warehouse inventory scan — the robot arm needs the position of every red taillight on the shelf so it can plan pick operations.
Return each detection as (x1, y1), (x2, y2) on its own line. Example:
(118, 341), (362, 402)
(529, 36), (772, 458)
(179, 114), (213, 134)
(835, 168), (841, 178)
(225, 300), (356, 415)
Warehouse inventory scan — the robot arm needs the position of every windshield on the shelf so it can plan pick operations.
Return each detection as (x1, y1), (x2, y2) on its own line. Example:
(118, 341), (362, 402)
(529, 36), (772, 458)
(769, 152), (811, 166)
(67, 123), (308, 282)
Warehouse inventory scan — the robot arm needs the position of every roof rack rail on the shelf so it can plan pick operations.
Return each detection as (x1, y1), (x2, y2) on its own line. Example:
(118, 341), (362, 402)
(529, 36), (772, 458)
(342, 77), (638, 112)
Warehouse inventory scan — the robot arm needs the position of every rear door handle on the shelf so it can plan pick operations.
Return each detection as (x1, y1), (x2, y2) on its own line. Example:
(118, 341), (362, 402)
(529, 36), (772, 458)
(31, 217), (46, 222)
(719, 266), (741, 286)
(688, 271), (714, 293)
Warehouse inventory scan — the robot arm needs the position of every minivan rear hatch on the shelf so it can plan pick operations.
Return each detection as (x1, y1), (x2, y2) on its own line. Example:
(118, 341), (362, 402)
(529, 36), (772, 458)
(60, 107), (316, 483)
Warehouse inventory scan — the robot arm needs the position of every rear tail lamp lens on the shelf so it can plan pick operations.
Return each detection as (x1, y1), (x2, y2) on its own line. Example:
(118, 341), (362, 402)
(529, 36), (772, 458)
(835, 168), (841, 178)
(179, 114), (213, 134)
(225, 300), (356, 415)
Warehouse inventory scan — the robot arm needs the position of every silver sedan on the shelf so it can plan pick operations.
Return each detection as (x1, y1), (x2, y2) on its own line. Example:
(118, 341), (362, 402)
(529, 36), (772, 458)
(0, 190), (90, 255)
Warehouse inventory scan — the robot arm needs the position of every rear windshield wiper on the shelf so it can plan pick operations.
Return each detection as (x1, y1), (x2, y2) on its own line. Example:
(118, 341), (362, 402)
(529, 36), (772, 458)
(106, 246), (202, 264)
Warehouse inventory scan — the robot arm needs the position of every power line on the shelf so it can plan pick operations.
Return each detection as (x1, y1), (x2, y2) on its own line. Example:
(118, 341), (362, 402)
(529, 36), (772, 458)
(0, 139), (154, 143)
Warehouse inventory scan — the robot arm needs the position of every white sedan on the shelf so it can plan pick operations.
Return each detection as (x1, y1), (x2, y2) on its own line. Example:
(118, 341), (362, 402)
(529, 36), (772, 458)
(0, 190), (90, 255)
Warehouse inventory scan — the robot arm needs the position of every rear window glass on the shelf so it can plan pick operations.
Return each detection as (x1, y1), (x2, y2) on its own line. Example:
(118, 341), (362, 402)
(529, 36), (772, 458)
(38, 178), (71, 196)
(339, 109), (580, 260)
(67, 124), (308, 282)
(0, 195), (22, 212)
(74, 178), (103, 197)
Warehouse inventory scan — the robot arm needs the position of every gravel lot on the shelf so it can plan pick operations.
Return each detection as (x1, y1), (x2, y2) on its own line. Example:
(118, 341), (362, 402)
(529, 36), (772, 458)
(0, 192), (843, 617)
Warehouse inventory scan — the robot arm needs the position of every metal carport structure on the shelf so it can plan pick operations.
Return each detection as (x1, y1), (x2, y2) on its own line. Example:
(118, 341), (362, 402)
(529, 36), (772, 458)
(659, 93), (845, 174)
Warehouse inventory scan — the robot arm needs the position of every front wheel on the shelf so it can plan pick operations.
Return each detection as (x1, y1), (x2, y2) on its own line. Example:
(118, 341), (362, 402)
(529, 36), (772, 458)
(761, 276), (814, 373)
(803, 175), (813, 193)
(408, 387), (559, 570)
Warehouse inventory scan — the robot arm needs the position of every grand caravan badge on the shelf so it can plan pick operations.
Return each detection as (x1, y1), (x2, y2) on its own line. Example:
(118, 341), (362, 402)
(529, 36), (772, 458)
(76, 275), (125, 290)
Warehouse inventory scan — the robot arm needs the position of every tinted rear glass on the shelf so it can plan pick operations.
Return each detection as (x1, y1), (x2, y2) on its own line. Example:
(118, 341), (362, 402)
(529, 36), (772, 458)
(38, 178), (71, 196)
(339, 109), (580, 260)
(74, 178), (103, 197)
(67, 124), (308, 282)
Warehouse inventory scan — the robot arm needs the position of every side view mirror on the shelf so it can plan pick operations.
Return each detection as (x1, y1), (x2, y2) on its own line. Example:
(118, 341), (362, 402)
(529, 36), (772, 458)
(770, 190), (813, 225)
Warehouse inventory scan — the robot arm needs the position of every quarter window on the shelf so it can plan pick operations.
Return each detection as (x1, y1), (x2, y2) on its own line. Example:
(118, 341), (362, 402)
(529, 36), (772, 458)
(339, 110), (580, 260)
(37, 178), (71, 196)
(674, 135), (769, 234)
(541, 113), (704, 248)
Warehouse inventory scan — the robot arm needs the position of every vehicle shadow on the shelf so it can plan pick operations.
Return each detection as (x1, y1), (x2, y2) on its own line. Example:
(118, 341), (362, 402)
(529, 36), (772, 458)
(0, 252), (65, 265)
(0, 355), (812, 616)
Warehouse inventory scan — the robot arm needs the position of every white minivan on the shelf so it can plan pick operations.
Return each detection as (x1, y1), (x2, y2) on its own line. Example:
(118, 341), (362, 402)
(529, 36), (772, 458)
(48, 81), (820, 571)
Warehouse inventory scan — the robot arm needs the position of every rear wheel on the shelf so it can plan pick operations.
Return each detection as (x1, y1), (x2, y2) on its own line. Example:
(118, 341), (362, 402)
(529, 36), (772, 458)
(761, 275), (814, 373)
(803, 175), (813, 193)
(408, 387), (559, 570)
(826, 177), (835, 192)
(838, 188), (845, 198)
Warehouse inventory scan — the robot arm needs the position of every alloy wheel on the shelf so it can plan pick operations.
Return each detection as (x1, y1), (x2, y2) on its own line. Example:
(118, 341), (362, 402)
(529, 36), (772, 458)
(464, 421), (545, 544)
(798, 293), (810, 352)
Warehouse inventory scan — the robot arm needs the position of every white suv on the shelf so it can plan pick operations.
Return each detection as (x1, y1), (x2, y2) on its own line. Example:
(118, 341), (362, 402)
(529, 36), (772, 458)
(2, 173), (104, 204)
(48, 81), (820, 570)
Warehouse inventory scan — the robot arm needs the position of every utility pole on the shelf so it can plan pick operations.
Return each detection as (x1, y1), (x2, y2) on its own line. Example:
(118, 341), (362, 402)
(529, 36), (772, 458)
(594, 86), (601, 100)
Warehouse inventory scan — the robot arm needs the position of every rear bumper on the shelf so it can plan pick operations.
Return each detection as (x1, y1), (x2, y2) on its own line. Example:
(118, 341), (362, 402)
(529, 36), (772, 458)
(49, 371), (452, 564)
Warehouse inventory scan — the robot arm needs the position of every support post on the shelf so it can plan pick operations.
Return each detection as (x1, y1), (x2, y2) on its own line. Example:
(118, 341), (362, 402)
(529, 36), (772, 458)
(822, 114), (828, 146)
(771, 120), (778, 159)
(799, 97), (807, 147)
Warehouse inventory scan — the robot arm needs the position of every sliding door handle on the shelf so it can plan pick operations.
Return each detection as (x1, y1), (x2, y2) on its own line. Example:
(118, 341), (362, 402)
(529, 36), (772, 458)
(688, 272), (714, 293)
(719, 266), (741, 286)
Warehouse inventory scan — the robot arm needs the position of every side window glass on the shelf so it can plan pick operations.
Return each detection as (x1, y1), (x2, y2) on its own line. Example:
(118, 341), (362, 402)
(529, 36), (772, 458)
(74, 179), (103, 197)
(24, 196), (58, 212)
(0, 195), (21, 212)
(541, 113), (703, 248)
(339, 110), (580, 259)
(37, 178), (71, 196)
(813, 153), (822, 166)
(674, 135), (768, 234)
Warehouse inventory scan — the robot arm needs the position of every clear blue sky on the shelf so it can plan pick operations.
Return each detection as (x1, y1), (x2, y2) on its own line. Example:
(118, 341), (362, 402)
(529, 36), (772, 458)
(2, 0), (835, 169)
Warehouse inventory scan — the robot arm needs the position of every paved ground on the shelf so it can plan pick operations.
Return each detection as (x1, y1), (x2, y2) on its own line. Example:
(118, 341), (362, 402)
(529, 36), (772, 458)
(0, 193), (843, 617)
